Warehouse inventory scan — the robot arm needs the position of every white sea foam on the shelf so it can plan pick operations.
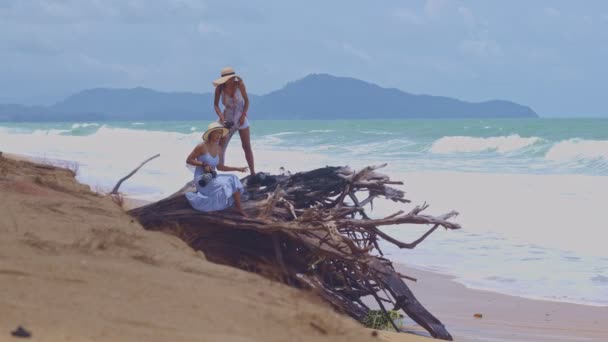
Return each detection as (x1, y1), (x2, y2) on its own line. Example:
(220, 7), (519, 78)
(378, 170), (608, 257)
(360, 130), (396, 135)
(1, 126), (202, 198)
(379, 170), (608, 305)
(30, 128), (72, 136)
(266, 131), (300, 137)
(430, 135), (542, 154)
(340, 139), (418, 156)
(0, 126), (326, 200)
(308, 129), (335, 133)
(0, 126), (20, 134)
(254, 131), (302, 148)
(71, 122), (100, 129)
(545, 139), (608, 162)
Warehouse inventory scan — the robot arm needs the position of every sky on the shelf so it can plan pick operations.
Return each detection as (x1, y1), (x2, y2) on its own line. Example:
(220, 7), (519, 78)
(1, 0), (607, 117)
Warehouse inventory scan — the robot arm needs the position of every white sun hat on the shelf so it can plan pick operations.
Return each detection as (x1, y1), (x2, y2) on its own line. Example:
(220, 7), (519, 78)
(212, 66), (238, 87)
(202, 121), (229, 141)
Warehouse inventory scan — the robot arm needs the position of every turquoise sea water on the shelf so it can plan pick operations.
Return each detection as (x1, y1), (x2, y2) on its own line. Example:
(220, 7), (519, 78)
(1, 118), (607, 306)
(4, 118), (608, 175)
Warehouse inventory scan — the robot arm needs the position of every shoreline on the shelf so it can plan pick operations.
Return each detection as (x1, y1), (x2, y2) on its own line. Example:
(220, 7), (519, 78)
(400, 262), (608, 308)
(394, 264), (608, 341)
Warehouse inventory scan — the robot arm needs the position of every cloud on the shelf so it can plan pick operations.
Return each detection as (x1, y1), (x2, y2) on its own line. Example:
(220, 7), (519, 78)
(459, 38), (502, 59)
(341, 43), (371, 61)
(0, 1), (17, 10)
(0, 23), (65, 56)
(169, 0), (206, 12)
(424, 0), (451, 18)
(549, 65), (584, 81)
(115, 0), (207, 23)
(0, 0), (118, 23)
(78, 54), (140, 79)
(392, 8), (424, 25)
(457, 7), (476, 30)
(453, 6), (502, 60)
(399, 54), (478, 79)
(523, 46), (560, 64)
(543, 7), (561, 19)
(0, 0), (207, 24)
(10, 37), (59, 56)
(197, 22), (228, 36)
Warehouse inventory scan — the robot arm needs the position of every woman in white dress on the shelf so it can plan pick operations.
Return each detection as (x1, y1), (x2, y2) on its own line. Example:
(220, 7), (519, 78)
(185, 122), (249, 216)
(212, 67), (256, 177)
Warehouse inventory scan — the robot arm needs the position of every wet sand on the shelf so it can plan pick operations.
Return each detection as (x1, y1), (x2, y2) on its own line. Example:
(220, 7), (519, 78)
(394, 265), (608, 341)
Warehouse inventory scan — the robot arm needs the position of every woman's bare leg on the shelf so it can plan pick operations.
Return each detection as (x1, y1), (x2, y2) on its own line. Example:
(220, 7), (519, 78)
(219, 130), (235, 166)
(238, 127), (255, 176)
(233, 191), (247, 217)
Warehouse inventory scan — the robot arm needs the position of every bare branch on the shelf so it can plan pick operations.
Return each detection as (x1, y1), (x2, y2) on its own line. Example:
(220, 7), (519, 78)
(111, 154), (160, 194)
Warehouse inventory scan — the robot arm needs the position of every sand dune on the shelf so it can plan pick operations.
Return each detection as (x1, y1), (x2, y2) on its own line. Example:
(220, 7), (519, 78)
(0, 154), (428, 341)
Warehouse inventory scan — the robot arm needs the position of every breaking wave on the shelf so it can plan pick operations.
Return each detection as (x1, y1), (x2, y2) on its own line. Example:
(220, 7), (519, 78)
(429, 135), (543, 154)
(545, 139), (608, 163)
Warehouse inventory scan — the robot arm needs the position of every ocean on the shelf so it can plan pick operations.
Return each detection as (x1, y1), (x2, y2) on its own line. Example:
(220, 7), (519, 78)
(1, 118), (607, 306)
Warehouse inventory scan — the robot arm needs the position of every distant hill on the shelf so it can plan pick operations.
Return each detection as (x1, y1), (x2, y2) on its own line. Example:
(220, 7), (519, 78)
(52, 87), (217, 120)
(0, 74), (538, 122)
(0, 104), (108, 122)
(254, 74), (537, 119)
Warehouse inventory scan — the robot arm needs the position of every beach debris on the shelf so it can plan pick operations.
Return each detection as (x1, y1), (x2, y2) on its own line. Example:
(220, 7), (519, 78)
(129, 164), (460, 340)
(474, 313), (483, 319)
(11, 326), (31, 338)
(110, 153), (160, 195)
(309, 322), (328, 335)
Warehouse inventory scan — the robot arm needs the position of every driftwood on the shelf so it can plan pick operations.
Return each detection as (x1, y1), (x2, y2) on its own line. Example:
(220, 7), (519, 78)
(111, 154), (160, 194)
(129, 164), (460, 340)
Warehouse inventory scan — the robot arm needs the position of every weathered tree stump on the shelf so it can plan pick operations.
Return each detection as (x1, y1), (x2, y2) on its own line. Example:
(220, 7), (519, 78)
(129, 164), (460, 340)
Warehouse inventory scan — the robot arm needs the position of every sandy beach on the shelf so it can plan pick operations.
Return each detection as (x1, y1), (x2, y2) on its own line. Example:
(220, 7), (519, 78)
(1, 152), (606, 341)
(0, 154), (387, 342)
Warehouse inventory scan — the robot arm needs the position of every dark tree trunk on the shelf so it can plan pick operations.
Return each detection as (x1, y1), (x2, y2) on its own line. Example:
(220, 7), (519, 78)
(129, 164), (459, 340)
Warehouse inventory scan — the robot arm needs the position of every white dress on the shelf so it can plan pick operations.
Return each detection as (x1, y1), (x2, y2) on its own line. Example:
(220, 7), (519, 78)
(185, 152), (244, 212)
(219, 86), (250, 164)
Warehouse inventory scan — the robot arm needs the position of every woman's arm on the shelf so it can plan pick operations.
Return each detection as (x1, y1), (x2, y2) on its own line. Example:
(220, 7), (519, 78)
(217, 164), (248, 173)
(186, 143), (207, 167)
(214, 86), (225, 122)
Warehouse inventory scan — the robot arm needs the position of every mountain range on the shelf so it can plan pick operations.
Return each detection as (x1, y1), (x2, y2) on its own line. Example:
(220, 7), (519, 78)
(0, 74), (538, 121)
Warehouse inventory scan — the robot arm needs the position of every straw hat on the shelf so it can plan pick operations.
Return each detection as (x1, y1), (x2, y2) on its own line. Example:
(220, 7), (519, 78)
(202, 122), (229, 141)
(212, 67), (238, 87)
